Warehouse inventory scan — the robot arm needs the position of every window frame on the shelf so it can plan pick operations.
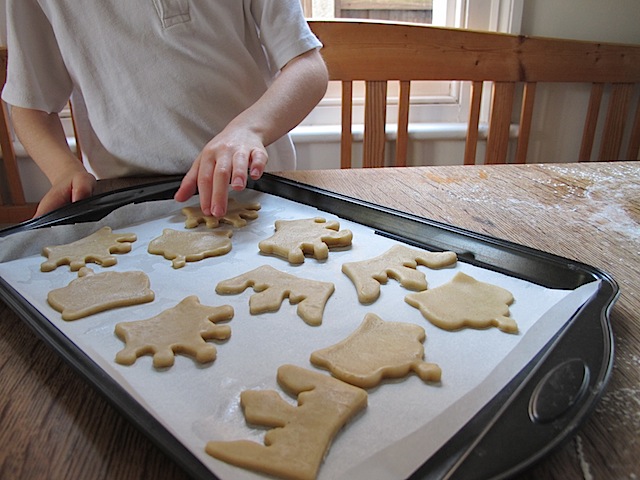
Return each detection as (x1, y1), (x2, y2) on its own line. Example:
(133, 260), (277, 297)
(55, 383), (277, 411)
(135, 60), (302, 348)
(300, 0), (524, 128)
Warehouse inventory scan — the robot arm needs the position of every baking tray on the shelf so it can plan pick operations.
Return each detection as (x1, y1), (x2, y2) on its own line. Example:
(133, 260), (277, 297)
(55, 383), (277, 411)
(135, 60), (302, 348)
(0, 173), (618, 479)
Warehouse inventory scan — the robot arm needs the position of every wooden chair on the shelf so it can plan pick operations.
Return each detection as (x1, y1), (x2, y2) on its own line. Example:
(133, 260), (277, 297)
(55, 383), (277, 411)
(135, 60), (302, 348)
(3, 24), (640, 222)
(308, 20), (640, 168)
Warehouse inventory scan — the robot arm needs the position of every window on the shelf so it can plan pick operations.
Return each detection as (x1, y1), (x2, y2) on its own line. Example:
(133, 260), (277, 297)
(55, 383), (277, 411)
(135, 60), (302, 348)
(309, 0), (435, 24)
(298, 1), (523, 129)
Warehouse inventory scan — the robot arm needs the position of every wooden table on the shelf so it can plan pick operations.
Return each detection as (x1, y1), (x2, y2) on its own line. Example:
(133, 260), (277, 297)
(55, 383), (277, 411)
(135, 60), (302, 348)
(1, 162), (638, 479)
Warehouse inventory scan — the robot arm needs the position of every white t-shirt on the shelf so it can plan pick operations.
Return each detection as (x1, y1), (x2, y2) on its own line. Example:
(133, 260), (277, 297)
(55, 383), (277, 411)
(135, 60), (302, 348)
(2, 0), (321, 178)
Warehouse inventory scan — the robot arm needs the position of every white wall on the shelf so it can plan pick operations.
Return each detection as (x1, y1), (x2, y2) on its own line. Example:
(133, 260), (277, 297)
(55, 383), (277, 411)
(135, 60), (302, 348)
(520, 0), (640, 44)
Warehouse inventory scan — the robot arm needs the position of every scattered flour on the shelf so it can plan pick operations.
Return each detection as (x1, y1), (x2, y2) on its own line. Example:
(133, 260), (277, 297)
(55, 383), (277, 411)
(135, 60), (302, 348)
(575, 435), (594, 480)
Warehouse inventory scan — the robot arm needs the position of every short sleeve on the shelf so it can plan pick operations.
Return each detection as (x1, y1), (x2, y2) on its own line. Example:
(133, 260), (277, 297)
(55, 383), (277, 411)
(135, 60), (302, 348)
(250, 0), (322, 71)
(1, 0), (73, 113)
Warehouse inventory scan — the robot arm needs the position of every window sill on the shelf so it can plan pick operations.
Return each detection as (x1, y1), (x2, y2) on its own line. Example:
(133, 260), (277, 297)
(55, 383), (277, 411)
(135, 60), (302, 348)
(291, 122), (519, 143)
(7, 124), (519, 160)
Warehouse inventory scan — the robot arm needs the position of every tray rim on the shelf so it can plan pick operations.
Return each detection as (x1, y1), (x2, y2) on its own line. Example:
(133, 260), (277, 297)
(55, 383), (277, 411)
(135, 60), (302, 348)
(0, 174), (619, 480)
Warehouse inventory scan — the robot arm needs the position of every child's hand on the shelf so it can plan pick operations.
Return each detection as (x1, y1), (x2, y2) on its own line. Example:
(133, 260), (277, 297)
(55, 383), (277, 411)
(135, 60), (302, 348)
(34, 169), (96, 218)
(174, 127), (267, 217)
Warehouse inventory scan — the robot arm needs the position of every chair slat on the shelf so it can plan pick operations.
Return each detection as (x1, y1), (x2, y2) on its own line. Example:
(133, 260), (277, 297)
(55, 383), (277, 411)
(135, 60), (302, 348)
(363, 80), (387, 168)
(69, 101), (82, 160)
(579, 83), (604, 162)
(395, 80), (411, 167)
(340, 81), (354, 169)
(514, 82), (537, 164)
(485, 82), (515, 164)
(626, 92), (640, 160)
(464, 81), (483, 165)
(599, 83), (634, 161)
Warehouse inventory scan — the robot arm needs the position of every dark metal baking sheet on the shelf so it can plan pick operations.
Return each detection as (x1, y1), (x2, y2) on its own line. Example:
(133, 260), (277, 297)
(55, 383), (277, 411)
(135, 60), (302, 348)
(0, 174), (618, 479)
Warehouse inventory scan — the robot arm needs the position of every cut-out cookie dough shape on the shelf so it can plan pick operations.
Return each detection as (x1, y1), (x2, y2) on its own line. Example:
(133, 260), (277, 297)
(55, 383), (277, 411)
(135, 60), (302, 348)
(47, 267), (155, 320)
(342, 245), (458, 304)
(258, 217), (353, 264)
(115, 295), (233, 368)
(216, 265), (335, 326)
(148, 228), (232, 268)
(41, 226), (137, 272)
(310, 313), (441, 389)
(206, 364), (367, 480)
(182, 198), (261, 228)
(405, 272), (518, 333)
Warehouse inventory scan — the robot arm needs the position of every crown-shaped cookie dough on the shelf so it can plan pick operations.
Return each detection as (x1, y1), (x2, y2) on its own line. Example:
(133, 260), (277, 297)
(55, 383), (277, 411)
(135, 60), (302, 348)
(148, 228), (232, 268)
(258, 217), (352, 264)
(115, 295), (233, 368)
(182, 198), (261, 228)
(405, 272), (518, 333)
(47, 267), (155, 320)
(215, 265), (335, 326)
(311, 313), (441, 388)
(206, 364), (367, 480)
(342, 244), (457, 304)
(40, 226), (137, 272)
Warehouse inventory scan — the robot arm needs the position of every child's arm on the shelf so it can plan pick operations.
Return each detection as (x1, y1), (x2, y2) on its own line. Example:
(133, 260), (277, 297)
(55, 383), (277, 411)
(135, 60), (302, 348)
(11, 106), (96, 217)
(174, 48), (328, 217)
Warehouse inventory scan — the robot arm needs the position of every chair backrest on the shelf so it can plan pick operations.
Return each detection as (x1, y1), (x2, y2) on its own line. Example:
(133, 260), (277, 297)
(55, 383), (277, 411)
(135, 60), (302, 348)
(0, 46), (38, 223)
(308, 20), (640, 168)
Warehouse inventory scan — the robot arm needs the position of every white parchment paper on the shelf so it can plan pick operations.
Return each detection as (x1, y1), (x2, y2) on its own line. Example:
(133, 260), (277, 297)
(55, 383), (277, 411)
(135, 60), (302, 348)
(0, 190), (597, 480)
